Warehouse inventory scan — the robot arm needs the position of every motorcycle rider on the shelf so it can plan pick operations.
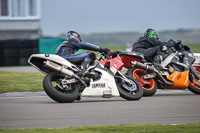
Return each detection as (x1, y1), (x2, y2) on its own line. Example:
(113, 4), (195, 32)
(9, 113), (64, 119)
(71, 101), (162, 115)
(55, 31), (111, 76)
(132, 28), (176, 64)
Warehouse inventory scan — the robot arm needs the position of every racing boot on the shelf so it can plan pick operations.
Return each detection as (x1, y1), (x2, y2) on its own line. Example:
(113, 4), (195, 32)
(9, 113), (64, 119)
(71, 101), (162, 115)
(153, 55), (165, 70)
(78, 61), (90, 76)
(78, 61), (96, 78)
(78, 53), (96, 77)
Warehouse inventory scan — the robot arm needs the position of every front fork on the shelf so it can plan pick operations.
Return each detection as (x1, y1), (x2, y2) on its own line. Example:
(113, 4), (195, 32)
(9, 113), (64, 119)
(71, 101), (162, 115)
(190, 66), (200, 80)
(116, 70), (131, 83)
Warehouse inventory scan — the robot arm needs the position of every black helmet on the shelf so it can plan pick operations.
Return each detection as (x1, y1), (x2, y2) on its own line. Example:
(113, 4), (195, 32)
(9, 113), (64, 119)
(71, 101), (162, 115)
(144, 28), (159, 40)
(66, 31), (82, 42)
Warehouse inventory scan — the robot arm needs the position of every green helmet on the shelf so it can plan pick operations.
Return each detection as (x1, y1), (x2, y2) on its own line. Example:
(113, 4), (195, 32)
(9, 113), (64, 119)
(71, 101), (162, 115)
(144, 28), (159, 40)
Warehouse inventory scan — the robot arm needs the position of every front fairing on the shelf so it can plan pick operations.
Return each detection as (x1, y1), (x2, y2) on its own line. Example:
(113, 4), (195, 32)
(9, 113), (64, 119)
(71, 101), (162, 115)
(99, 55), (124, 71)
(182, 50), (195, 65)
(170, 50), (195, 71)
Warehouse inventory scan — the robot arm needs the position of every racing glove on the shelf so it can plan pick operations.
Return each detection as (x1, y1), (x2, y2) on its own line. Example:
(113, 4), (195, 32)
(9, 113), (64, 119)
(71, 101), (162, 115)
(175, 40), (182, 45)
(161, 45), (168, 51)
(100, 47), (111, 55)
(174, 40), (184, 50)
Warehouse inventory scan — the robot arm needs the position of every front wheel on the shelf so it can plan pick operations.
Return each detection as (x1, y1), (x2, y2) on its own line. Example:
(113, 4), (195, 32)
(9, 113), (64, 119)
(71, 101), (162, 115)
(43, 72), (79, 103)
(127, 67), (158, 96)
(188, 69), (200, 94)
(115, 75), (143, 100)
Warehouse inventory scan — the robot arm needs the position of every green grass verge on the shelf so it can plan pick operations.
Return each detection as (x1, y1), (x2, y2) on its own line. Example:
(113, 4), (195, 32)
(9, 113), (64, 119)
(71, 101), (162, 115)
(99, 44), (126, 51)
(83, 44), (126, 55)
(98, 43), (200, 53)
(100, 43), (200, 53)
(0, 71), (44, 93)
(187, 43), (200, 53)
(0, 123), (200, 133)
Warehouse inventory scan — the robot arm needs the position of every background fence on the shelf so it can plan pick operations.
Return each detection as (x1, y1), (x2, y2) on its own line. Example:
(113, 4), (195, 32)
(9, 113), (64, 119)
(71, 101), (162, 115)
(0, 39), (199, 67)
(0, 39), (83, 66)
(0, 39), (39, 66)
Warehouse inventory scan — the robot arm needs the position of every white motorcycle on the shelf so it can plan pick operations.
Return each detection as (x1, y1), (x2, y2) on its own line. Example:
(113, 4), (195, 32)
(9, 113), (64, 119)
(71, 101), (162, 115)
(28, 52), (143, 103)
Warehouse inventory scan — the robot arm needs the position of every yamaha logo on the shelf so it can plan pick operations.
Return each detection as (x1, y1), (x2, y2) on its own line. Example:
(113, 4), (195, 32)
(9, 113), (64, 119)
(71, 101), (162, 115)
(92, 83), (106, 88)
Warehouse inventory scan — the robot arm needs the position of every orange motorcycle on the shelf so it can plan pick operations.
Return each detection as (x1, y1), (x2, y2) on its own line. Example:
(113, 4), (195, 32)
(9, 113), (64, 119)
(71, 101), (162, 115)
(118, 41), (200, 96)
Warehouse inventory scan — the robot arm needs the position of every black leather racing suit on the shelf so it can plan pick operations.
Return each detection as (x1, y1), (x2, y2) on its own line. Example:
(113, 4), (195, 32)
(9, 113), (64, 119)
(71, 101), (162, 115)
(55, 39), (106, 71)
(132, 37), (174, 63)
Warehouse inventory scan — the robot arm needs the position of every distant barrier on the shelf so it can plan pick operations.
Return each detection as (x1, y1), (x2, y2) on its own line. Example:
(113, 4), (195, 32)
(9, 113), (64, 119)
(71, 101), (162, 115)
(0, 39), (82, 66)
(0, 39), (39, 66)
(0, 39), (199, 66)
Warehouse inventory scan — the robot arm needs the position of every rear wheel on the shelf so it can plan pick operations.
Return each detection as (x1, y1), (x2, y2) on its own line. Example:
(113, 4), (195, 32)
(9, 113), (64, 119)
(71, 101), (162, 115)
(43, 72), (79, 103)
(188, 69), (200, 94)
(128, 67), (157, 96)
(115, 75), (143, 100)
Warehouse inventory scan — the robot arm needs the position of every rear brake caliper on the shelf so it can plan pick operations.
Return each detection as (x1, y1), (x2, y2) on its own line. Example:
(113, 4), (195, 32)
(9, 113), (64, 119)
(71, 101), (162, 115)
(56, 79), (70, 90)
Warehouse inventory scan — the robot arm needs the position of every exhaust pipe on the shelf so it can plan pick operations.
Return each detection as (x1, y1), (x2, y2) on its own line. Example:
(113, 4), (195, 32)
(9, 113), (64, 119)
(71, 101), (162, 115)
(44, 60), (74, 77)
(131, 61), (174, 86)
(44, 60), (87, 87)
(131, 61), (156, 73)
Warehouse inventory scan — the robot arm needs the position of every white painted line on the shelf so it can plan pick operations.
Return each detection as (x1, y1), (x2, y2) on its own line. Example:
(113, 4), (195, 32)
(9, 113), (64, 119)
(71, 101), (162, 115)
(0, 95), (48, 100)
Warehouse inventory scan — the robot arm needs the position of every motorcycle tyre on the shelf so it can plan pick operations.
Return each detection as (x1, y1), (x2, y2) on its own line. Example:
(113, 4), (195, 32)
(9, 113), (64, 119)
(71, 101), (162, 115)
(43, 72), (79, 103)
(188, 69), (200, 95)
(115, 76), (143, 100)
(127, 67), (157, 96)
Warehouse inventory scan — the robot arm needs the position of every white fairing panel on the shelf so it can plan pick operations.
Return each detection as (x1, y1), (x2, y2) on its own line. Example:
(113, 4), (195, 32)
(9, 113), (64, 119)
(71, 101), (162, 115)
(29, 54), (73, 66)
(81, 68), (120, 97)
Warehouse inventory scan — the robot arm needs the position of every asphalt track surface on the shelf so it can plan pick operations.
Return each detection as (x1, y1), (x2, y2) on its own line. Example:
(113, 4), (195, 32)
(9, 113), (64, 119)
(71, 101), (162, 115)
(0, 66), (200, 129)
(0, 90), (200, 129)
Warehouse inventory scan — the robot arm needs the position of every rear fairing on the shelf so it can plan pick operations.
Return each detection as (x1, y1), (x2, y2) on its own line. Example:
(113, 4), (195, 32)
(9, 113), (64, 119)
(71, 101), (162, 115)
(28, 54), (78, 74)
(119, 51), (143, 69)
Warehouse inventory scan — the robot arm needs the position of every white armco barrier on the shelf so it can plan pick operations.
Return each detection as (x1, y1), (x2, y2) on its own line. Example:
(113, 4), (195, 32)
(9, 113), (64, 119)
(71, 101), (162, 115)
(194, 53), (200, 66)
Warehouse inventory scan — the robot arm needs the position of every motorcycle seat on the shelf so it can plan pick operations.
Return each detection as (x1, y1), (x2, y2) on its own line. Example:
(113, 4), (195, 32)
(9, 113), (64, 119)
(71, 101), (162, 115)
(118, 51), (144, 60)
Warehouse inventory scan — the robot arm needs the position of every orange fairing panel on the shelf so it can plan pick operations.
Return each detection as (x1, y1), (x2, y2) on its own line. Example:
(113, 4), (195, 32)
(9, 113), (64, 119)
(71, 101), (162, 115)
(167, 71), (189, 89)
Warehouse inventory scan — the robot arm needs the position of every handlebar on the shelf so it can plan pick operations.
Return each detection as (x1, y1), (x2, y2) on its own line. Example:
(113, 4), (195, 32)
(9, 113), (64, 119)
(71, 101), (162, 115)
(98, 51), (119, 61)
(166, 39), (190, 53)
